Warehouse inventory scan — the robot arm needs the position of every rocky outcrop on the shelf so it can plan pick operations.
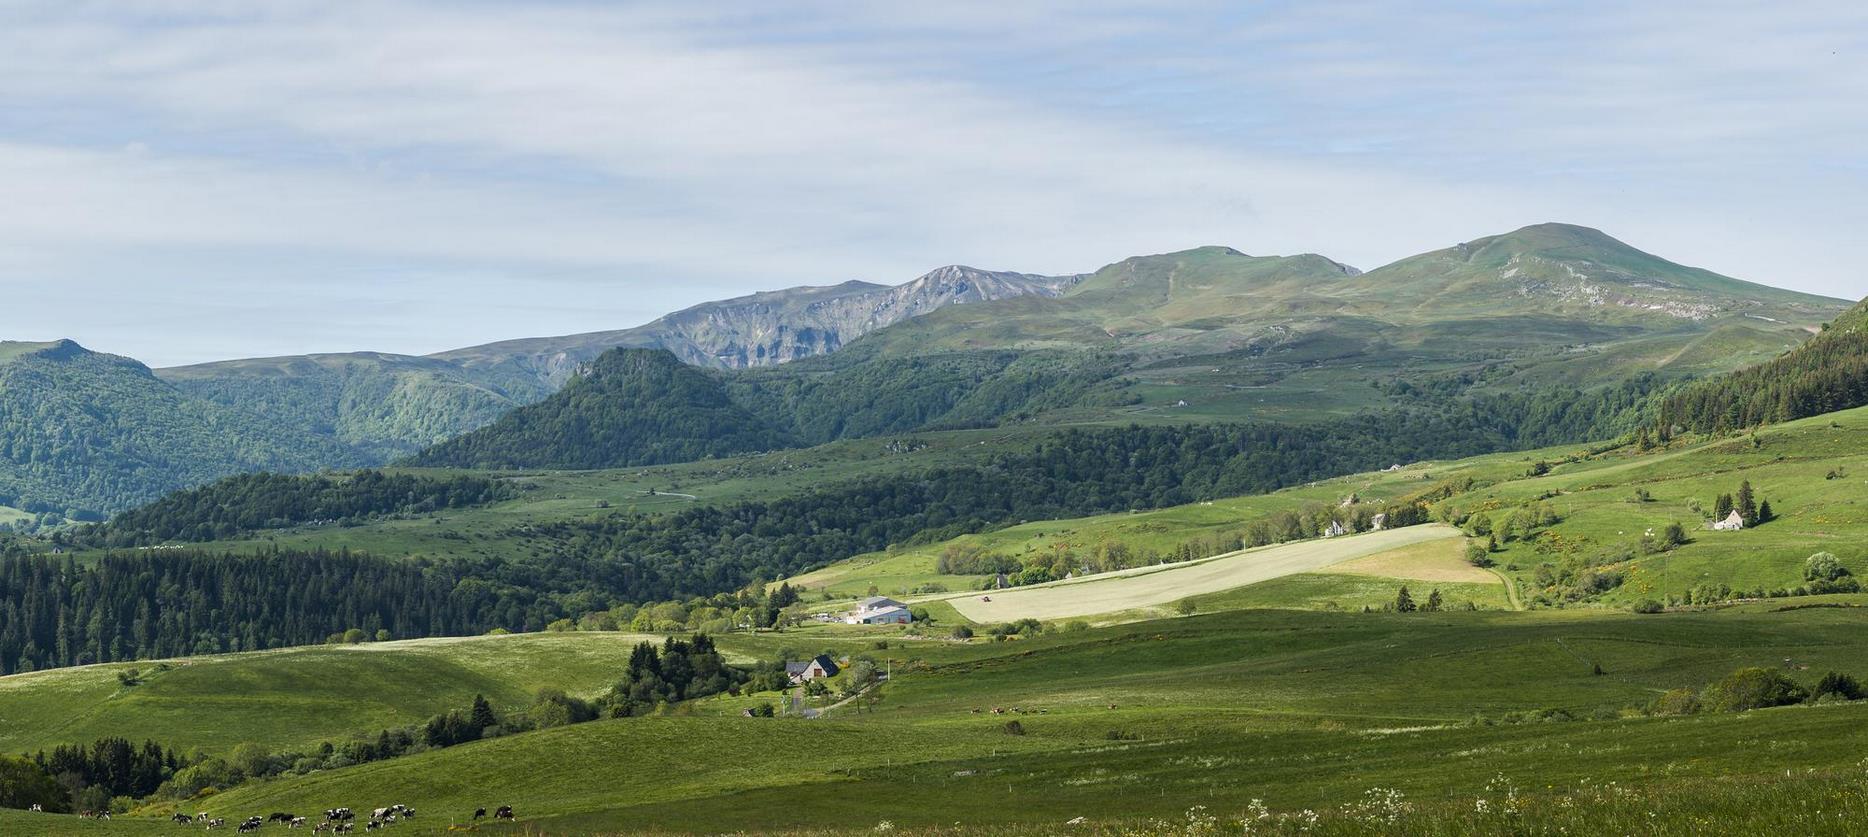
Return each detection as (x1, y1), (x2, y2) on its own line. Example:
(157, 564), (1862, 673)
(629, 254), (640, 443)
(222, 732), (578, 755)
(432, 266), (1083, 382)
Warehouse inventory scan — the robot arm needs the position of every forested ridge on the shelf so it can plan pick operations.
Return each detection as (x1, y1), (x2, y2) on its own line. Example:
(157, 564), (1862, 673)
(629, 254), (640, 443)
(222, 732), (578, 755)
(1659, 298), (1868, 433)
(402, 349), (795, 469)
(71, 470), (517, 548)
(0, 342), (361, 518)
(404, 347), (1131, 470)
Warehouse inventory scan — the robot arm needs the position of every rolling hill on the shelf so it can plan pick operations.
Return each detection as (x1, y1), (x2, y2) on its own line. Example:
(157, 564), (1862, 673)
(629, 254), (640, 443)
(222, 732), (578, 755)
(402, 348), (793, 470)
(9, 602), (1868, 834)
(861, 224), (1840, 372)
(160, 266), (1082, 463)
(12, 224), (1853, 516)
(0, 341), (360, 518)
(1660, 295), (1868, 431)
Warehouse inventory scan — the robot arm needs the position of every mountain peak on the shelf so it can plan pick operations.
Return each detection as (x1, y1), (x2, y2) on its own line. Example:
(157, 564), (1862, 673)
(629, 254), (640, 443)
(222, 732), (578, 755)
(0, 338), (88, 363)
(1458, 222), (1638, 260)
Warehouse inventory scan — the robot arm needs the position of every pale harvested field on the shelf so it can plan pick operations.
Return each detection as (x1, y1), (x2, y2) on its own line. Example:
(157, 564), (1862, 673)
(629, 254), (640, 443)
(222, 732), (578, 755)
(943, 524), (1464, 621)
(1324, 536), (1498, 584)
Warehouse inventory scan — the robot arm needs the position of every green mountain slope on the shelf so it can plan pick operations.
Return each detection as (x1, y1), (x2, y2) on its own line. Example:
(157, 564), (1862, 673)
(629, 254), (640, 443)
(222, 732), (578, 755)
(160, 352), (550, 461)
(0, 341), (358, 516)
(161, 268), (1083, 467)
(403, 349), (794, 470)
(1659, 296), (1868, 431)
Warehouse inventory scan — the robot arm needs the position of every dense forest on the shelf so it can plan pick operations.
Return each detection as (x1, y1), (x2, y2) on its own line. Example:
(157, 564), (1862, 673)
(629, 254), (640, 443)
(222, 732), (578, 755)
(1659, 298), (1868, 433)
(403, 349), (796, 469)
(0, 550), (551, 674)
(404, 347), (1130, 470)
(0, 341), (361, 518)
(70, 470), (516, 548)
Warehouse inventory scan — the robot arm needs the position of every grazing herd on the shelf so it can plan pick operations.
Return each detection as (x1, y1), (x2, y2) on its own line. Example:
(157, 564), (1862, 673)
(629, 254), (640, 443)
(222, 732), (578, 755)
(147, 803), (514, 829)
(24, 799), (518, 829)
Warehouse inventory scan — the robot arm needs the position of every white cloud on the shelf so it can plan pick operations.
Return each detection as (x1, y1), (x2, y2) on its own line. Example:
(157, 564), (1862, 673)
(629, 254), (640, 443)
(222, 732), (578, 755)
(0, 0), (1860, 365)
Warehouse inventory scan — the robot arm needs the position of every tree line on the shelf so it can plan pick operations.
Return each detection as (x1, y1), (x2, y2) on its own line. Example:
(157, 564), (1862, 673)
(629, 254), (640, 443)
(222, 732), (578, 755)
(0, 550), (555, 674)
(68, 470), (516, 548)
(1657, 299), (1868, 434)
(402, 347), (1131, 471)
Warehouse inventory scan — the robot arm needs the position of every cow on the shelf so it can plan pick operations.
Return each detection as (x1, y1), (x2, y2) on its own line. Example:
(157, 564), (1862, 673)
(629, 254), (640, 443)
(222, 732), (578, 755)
(205, 818), (227, 830)
(270, 812), (297, 823)
(495, 805), (515, 820)
(29, 804), (42, 812)
(290, 817), (309, 829)
(472, 809), (487, 821)
(174, 813), (195, 824)
(401, 808), (415, 819)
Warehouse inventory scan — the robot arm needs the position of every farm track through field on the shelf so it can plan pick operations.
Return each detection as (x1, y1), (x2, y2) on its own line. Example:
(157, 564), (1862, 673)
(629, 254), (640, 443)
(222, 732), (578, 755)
(938, 524), (1464, 621)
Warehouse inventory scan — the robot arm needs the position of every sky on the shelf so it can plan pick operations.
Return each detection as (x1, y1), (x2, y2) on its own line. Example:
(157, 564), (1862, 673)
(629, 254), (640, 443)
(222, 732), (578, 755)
(0, 1), (1863, 367)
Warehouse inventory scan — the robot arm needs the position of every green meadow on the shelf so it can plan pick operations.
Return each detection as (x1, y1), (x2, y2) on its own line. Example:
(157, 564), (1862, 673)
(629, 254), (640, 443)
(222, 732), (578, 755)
(0, 602), (1850, 834)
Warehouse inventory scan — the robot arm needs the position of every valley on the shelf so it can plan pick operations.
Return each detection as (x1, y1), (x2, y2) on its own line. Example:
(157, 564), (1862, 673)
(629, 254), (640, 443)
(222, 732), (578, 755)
(2, 231), (1865, 836)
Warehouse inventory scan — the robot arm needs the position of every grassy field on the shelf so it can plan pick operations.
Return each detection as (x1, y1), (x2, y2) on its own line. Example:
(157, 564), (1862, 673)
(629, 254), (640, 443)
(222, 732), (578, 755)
(794, 403), (1868, 621)
(0, 633), (669, 755)
(0, 601), (1854, 834)
(786, 460), (1457, 601)
(933, 524), (1463, 621)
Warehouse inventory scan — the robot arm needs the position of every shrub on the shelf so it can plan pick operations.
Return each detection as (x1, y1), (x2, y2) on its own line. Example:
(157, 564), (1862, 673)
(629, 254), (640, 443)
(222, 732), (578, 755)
(1631, 599), (1664, 614)
(1702, 667), (1808, 713)
(1001, 720), (1025, 736)
(1650, 688), (1700, 716)
(1464, 541), (1494, 568)
(1805, 552), (1849, 582)
(950, 625), (974, 640)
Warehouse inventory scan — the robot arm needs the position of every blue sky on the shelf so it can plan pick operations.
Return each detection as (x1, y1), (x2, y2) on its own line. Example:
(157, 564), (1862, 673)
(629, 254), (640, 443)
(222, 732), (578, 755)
(1, 0), (1862, 366)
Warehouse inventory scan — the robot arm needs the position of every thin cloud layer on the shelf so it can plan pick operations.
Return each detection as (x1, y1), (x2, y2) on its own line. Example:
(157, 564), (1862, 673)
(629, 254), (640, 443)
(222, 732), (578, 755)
(0, 1), (1860, 365)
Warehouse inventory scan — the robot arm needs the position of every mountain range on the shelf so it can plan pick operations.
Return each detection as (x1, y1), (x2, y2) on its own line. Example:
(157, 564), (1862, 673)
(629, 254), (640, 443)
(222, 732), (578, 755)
(1, 223), (1852, 517)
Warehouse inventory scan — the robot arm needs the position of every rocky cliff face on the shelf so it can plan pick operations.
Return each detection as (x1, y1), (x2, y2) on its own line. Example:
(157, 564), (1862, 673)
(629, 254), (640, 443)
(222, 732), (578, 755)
(433, 266), (1083, 383)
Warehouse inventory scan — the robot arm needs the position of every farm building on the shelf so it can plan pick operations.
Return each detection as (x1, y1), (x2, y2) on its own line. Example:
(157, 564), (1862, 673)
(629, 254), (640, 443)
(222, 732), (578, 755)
(845, 596), (912, 624)
(848, 605), (912, 625)
(1712, 510), (1746, 531)
(785, 655), (841, 684)
(856, 595), (905, 612)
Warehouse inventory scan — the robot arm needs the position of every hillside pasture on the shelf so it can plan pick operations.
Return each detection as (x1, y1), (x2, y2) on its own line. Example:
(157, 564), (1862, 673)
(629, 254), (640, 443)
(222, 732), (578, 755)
(116, 603), (1868, 834)
(0, 633), (663, 754)
(941, 524), (1462, 621)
